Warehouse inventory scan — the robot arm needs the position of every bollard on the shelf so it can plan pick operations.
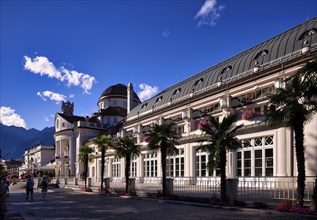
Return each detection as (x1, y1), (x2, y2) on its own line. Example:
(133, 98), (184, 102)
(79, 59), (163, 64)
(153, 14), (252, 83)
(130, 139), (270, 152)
(75, 177), (78, 185)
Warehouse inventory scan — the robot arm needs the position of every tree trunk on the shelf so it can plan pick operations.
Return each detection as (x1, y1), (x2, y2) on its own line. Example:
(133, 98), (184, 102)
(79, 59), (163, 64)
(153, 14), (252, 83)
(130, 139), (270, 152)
(161, 146), (167, 197)
(220, 147), (227, 203)
(125, 155), (131, 194)
(100, 147), (105, 192)
(293, 121), (306, 207)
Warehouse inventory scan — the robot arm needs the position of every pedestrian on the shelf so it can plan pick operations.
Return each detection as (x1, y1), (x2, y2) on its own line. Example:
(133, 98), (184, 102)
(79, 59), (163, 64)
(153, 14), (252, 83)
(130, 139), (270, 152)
(41, 177), (48, 199)
(6, 180), (10, 198)
(26, 177), (34, 200)
(1, 180), (9, 198)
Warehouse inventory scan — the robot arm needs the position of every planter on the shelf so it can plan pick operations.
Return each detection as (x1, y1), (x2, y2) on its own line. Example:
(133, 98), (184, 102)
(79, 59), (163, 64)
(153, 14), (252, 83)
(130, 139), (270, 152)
(242, 109), (258, 120)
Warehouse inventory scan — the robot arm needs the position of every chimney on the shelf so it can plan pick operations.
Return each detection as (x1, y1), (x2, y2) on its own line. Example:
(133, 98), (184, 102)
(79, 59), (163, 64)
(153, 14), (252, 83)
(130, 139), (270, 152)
(127, 83), (133, 114)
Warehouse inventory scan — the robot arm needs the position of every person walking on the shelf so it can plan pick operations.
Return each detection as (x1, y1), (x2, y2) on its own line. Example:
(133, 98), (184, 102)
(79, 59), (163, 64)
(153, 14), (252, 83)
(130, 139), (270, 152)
(26, 177), (34, 200)
(41, 177), (48, 199)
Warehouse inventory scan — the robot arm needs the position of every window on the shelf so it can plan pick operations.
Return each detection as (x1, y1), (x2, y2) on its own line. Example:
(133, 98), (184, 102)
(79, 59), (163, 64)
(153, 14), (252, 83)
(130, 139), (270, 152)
(113, 117), (118, 124)
(112, 158), (121, 177)
(173, 88), (181, 95)
(141, 103), (147, 109)
(56, 120), (59, 129)
(112, 100), (117, 106)
(299, 29), (316, 40)
(106, 117), (111, 124)
(219, 66), (232, 81)
(155, 96), (163, 103)
(195, 150), (220, 177)
(144, 153), (157, 177)
(166, 149), (184, 177)
(254, 50), (269, 60)
(194, 78), (204, 86)
(130, 156), (137, 177)
(174, 125), (184, 135)
(237, 135), (274, 177)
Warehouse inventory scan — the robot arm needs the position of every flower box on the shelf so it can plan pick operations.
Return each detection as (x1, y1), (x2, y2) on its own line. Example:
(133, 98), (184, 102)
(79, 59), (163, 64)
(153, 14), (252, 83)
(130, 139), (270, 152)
(143, 135), (150, 143)
(242, 109), (259, 120)
(63, 155), (69, 159)
(54, 156), (60, 160)
(198, 120), (211, 130)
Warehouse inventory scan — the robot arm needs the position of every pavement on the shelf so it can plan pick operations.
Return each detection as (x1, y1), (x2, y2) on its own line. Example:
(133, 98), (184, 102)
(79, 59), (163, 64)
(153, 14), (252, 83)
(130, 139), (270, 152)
(4, 182), (317, 220)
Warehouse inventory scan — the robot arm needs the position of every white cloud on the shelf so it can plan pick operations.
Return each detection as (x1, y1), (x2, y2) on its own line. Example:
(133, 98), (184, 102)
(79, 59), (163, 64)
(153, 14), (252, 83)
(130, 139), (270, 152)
(194, 0), (225, 27)
(37, 91), (67, 104)
(44, 117), (49, 122)
(0, 106), (27, 128)
(81, 74), (96, 94)
(24, 56), (96, 94)
(24, 56), (63, 80)
(138, 83), (158, 102)
(69, 94), (75, 98)
(163, 30), (170, 37)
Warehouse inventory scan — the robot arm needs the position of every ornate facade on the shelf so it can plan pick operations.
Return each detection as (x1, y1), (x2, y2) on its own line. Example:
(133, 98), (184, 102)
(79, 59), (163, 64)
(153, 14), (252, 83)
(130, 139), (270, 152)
(54, 18), (317, 186)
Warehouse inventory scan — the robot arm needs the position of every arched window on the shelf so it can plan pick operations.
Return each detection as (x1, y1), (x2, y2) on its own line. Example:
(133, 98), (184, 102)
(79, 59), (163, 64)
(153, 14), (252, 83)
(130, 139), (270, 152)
(254, 50), (269, 60)
(194, 78), (204, 86)
(299, 29), (317, 40)
(219, 66), (232, 81)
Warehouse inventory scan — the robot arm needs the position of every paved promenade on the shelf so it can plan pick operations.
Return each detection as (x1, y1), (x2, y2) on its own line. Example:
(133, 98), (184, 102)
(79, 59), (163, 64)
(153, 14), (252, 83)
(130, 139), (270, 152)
(5, 185), (316, 220)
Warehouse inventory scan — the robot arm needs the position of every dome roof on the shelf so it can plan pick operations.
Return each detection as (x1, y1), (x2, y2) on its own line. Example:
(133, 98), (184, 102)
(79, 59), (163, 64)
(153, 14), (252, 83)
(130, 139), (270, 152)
(99, 83), (141, 102)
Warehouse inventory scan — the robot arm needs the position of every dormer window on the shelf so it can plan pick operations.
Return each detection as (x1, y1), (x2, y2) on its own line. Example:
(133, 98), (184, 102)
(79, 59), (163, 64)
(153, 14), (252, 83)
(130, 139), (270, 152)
(219, 66), (232, 81)
(173, 88), (181, 95)
(141, 103), (147, 109)
(254, 50), (269, 60)
(299, 29), (316, 40)
(155, 96), (163, 103)
(194, 78), (204, 86)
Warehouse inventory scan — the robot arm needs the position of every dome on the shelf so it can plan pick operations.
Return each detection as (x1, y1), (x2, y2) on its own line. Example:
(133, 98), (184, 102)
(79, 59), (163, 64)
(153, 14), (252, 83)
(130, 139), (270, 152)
(99, 83), (141, 102)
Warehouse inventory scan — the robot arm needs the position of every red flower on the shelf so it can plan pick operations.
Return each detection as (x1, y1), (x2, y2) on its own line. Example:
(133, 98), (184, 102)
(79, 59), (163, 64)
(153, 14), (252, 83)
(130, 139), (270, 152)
(198, 120), (212, 130)
(54, 156), (60, 160)
(143, 135), (150, 142)
(63, 155), (69, 159)
(242, 109), (258, 120)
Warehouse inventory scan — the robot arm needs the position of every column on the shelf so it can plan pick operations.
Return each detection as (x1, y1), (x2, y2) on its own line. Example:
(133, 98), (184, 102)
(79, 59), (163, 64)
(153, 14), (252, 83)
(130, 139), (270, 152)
(108, 158), (113, 178)
(184, 143), (191, 176)
(60, 140), (65, 177)
(138, 154), (144, 183)
(277, 127), (287, 176)
(69, 137), (76, 176)
(59, 140), (65, 177)
(157, 151), (162, 178)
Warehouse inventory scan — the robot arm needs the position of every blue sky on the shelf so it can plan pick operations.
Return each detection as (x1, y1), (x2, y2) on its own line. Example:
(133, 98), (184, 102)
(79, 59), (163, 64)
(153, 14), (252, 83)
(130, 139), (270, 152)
(1, 0), (316, 130)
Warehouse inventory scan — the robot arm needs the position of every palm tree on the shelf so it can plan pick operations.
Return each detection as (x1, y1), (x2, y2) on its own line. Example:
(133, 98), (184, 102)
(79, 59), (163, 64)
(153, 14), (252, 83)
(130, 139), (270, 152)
(266, 58), (317, 206)
(197, 114), (243, 203)
(114, 137), (140, 194)
(146, 122), (179, 197)
(93, 134), (113, 192)
(78, 145), (94, 191)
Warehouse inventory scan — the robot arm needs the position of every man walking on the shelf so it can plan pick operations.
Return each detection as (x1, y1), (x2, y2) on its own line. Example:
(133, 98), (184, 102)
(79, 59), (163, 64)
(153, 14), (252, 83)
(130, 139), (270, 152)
(26, 177), (34, 200)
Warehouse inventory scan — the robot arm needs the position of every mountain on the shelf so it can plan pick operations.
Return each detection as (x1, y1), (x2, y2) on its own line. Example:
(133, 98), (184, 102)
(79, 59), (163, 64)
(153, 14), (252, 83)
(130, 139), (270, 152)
(0, 124), (55, 160)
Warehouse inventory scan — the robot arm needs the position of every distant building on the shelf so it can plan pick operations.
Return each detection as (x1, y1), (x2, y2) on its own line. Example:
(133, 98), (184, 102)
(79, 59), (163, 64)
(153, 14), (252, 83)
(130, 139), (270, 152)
(54, 18), (317, 186)
(1, 159), (22, 175)
(20, 144), (55, 177)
